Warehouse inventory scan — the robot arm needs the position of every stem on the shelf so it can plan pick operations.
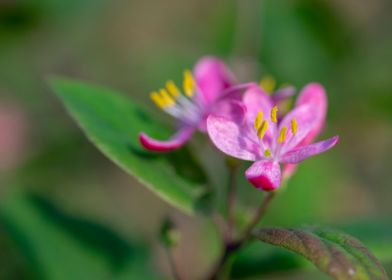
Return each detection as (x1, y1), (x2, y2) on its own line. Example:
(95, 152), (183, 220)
(207, 192), (276, 279)
(207, 240), (241, 280)
(226, 163), (238, 239)
(165, 247), (182, 280)
(241, 191), (275, 241)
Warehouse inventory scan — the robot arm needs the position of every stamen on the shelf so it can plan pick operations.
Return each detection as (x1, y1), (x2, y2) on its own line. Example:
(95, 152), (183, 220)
(264, 149), (271, 157)
(159, 89), (175, 107)
(150, 91), (165, 109)
(166, 80), (180, 98)
(257, 120), (268, 140)
(271, 106), (278, 123)
(183, 70), (194, 97)
(254, 111), (263, 130)
(259, 75), (276, 94)
(278, 126), (287, 144)
(291, 118), (298, 135)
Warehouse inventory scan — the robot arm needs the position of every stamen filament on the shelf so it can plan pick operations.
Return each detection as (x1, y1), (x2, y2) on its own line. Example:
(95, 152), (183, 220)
(291, 118), (298, 135)
(271, 106), (278, 123)
(254, 111), (263, 130)
(278, 126), (287, 144)
(183, 70), (194, 97)
(257, 120), (268, 140)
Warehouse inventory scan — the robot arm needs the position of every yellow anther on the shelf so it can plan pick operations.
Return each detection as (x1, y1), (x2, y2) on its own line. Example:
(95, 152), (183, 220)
(264, 149), (271, 158)
(183, 70), (194, 97)
(278, 126), (287, 144)
(159, 89), (175, 107)
(259, 75), (276, 94)
(291, 118), (298, 135)
(254, 111), (264, 130)
(166, 80), (180, 98)
(150, 91), (166, 109)
(271, 106), (278, 123)
(257, 120), (268, 140)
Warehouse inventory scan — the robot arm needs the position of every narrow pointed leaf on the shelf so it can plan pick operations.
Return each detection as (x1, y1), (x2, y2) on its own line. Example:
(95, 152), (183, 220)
(49, 78), (208, 214)
(253, 226), (388, 280)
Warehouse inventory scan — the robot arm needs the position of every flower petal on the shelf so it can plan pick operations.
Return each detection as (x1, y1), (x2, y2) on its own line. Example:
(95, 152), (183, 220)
(281, 136), (339, 164)
(277, 83), (327, 153)
(194, 56), (236, 106)
(139, 126), (195, 152)
(242, 85), (277, 144)
(282, 164), (298, 180)
(278, 105), (318, 152)
(295, 83), (327, 144)
(245, 161), (281, 191)
(206, 102), (259, 161)
(271, 86), (296, 104)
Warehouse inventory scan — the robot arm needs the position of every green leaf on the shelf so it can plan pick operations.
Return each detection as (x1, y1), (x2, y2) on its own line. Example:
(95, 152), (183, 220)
(253, 226), (388, 280)
(230, 241), (308, 278)
(231, 220), (392, 279)
(49, 78), (208, 214)
(0, 189), (158, 280)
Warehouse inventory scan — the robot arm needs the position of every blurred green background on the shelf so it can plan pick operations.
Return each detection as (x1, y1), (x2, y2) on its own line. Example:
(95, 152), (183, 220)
(0, 0), (391, 279)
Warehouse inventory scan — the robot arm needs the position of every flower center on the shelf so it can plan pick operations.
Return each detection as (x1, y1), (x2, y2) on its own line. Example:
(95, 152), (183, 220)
(149, 70), (202, 125)
(253, 106), (298, 158)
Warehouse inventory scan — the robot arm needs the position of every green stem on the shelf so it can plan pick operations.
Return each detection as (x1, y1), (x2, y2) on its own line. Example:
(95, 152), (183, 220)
(241, 191), (275, 241)
(225, 163), (239, 240)
(166, 247), (182, 280)
(207, 192), (276, 279)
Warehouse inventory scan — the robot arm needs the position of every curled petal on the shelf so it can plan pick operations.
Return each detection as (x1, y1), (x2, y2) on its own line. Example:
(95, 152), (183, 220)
(245, 161), (281, 191)
(281, 136), (339, 164)
(194, 56), (236, 106)
(139, 126), (195, 152)
(207, 102), (259, 161)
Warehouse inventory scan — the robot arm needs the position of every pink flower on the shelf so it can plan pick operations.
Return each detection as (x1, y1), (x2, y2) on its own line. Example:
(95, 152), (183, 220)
(139, 56), (243, 152)
(207, 83), (339, 191)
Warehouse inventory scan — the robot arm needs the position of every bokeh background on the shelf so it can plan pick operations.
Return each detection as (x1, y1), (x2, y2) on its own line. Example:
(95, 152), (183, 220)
(0, 0), (391, 279)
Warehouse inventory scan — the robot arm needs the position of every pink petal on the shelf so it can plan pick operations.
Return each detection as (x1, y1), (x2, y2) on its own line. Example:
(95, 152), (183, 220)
(277, 105), (318, 152)
(245, 161), (281, 191)
(281, 136), (339, 164)
(277, 84), (327, 153)
(206, 103), (259, 161)
(198, 84), (255, 132)
(282, 164), (298, 180)
(139, 126), (195, 152)
(271, 86), (296, 104)
(194, 56), (236, 106)
(242, 85), (277, 144)
(295, 83), (327, 144)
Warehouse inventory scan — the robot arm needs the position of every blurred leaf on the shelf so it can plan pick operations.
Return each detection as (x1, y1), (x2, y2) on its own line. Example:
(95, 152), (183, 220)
(230, 241), (308, 279)
(253, 226), (388, 280)
(49, 78), (209, 214)
(0, 190), (158, 280)
(231, 220), (392, 278)
(340, 220), (392, 262)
